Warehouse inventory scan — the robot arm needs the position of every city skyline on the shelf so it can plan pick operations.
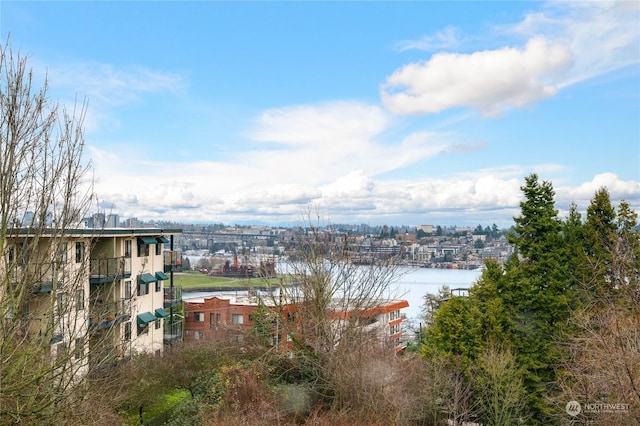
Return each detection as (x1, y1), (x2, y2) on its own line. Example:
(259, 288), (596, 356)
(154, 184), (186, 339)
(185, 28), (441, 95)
(2, 1), (639, 227)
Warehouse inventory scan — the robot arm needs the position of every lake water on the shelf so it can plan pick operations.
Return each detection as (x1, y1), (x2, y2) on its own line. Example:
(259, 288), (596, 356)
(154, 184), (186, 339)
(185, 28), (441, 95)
(182, 265), (483, 328)
(390, 267), (483, 325)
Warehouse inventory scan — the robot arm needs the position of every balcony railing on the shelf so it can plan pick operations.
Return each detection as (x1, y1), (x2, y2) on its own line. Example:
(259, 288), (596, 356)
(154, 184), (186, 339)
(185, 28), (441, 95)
(90, 257), (131, 284)
(164, 286), (182, 309)
(89, 339), (133, 377)
(88, 298), (132, 330)
(7, 261), (64, 292)
(164, 319), (183, 344)
(4, 317), (63, 345)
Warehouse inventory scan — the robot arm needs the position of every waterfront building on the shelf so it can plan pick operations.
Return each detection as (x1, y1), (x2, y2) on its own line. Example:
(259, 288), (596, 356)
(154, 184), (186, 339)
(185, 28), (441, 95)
(184, 294), (409, 352)
(1, 227), (182, 375)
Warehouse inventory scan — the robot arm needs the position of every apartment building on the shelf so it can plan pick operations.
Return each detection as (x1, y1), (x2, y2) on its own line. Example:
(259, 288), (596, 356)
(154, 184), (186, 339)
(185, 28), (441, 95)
(184, 294), (409, 352)
(2, 227), (182, 375)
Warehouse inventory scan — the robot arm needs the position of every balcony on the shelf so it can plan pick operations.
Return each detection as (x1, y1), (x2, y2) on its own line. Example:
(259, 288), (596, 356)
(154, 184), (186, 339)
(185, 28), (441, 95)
(31, 281), (53, 294)
(10, 261), (62, 293)
(89, 339), (133, 377)
(164, 286), (182, 309)
(163, 250), (182, 273)
(88, 298), (132, 330)
(164, 319), (183, 344)
(90, 257), (131, 284)
(6, 317), (63, 345)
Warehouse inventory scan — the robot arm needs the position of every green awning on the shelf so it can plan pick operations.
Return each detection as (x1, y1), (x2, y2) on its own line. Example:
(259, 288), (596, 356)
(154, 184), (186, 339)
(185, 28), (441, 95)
(156, 236), (170, 244)
(155, 308), (169, 319)
(155, 271), (169, 281)
(137, 312), (157, 325)
(137, 237), (157, 245)
(138, 273), (157, 284)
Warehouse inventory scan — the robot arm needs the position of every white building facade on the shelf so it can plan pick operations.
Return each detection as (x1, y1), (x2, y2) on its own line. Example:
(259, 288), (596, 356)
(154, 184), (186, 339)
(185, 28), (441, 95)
(2, 227), (182, 375)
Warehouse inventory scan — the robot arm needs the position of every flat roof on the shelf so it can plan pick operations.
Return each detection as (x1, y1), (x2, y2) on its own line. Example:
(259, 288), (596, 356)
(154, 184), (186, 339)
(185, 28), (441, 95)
(6, 227), (182, 237)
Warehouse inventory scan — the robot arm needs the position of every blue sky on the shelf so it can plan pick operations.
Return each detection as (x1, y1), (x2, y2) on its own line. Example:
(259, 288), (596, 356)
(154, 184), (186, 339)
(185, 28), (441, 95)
(2, 1), (639, 227)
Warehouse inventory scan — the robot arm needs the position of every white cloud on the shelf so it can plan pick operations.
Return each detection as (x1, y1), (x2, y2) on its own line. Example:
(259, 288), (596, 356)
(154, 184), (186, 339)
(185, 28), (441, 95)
(382, 1), (639, 116)
(510, 1), (640, 86)
(44, 62), (185, 106)
(556, 173), (640, 205)
(244, 102), (461, 183)
(31, 60), (185, 135)
(251, 101), (389, 146)
(320, 170), (375, 199)
(88, 135), (639, 226)
(395, 26), (460, 52)
(381, 36), (572, 116)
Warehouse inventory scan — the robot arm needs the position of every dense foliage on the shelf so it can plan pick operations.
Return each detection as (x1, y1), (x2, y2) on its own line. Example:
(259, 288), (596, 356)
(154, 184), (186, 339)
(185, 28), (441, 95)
(422, 174), (639, 425)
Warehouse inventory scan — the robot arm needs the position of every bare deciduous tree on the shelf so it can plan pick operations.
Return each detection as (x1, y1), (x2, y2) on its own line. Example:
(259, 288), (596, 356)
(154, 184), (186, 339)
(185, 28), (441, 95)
(267, 211), (407, 417)
(557, 200), (640, 425)
(472, 343), (529, 426)
(0, 38), (104, 423)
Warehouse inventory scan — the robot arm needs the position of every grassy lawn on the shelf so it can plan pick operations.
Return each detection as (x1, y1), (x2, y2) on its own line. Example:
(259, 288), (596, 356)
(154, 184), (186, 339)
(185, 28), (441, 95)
(169, 271), (278, 289)
(126, 388), (190, 425)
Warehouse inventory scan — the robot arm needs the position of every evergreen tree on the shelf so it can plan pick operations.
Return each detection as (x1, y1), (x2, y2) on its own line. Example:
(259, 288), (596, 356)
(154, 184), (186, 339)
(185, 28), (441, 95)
(506, 174), (572, 421)
(583, 188), (618, 300)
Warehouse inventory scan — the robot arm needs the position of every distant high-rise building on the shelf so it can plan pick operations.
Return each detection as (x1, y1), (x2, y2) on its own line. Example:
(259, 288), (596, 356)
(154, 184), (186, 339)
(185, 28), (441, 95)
(417, 225), (434, 234)
(106, 214), (119, 228)
(92, 213), (105, 229)
(21, 211), (35, 226)
(125, 217), (142, 228)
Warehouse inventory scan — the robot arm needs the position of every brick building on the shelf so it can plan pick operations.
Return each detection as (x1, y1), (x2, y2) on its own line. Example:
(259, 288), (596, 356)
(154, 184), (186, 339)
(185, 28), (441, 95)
(184, 294), (409, 352)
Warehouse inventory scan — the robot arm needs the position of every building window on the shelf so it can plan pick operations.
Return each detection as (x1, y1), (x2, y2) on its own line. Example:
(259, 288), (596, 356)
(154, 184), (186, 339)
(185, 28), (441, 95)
(155, 280), (161, 292)
(155, 349), (161, 357)
(75, 242), (84, 263)
(232, 314), (244, 325)
(56, 293), (68, 314)
(137, 242), (149, 257)
(216, 313), (221, 325)
(137, 282), (149, 296)
(74, 338), (83, 360)
(125, 281), (132, 299)
(194, 331), (204, 340)
(124, 322), (131, 340)
(56, 342), (67, 362)
(194, 312), (204, 322)
(7, 246), (15, 264)
(124, 240), (132, 257)
(57, 243), (67, 265)
(138, 324), (149, 336)
(287, 312), (296, 322)
(155, 243), (162, 256)
(210, 313), (215, 327)
(155, 319), (161, 329)
(75, 289), (84, 310)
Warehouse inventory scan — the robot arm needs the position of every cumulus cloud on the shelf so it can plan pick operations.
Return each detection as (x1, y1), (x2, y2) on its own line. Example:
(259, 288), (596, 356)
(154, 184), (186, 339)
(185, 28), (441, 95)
(382, 1), (639, 116)
(320, 170), (375, 199)
(556, 173), (640, 205)
(509, 1), (640, 86)
(88, 136), (638, 226)
(381, 36), (572, 116)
